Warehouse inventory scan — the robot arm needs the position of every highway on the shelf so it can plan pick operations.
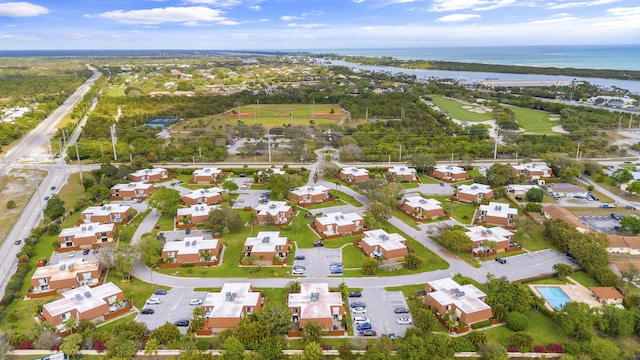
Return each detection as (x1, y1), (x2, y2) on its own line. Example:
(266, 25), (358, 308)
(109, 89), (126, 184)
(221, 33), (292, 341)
(0, 67), (101, 298)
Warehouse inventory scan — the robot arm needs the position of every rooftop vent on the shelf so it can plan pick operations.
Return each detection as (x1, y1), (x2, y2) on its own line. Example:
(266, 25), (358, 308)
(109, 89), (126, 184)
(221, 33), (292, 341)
(310, 292), (320, 302)
(269, 204), (277, 209)
(455, 290), (465, 297)
(262, 236), (270, 243)
(450, 288), (459, 293)
(494, 205), (502, 211)
(379, 234), (389, 241)
(88, 225), (93, 230)
(486, 230), (493, 234)
(185, 241), (190, 247)
(75, 294), (83, 301)
(335, 216), (340, 221)
(59, 263), (66, 271)
(471, 185), (478, 190)
(339, 215), (344, 219)
(106, 206), (111, 210)
(225, 292), (236, 302)
(81, 227), (87, 231)
(68, 263), (74, 270)
(84, 291), (92, 298)
(192, 240), (196, 246)
(419, 199), (428, 204)
(101, 206), (106, 210)
(205, 168), (211, 172)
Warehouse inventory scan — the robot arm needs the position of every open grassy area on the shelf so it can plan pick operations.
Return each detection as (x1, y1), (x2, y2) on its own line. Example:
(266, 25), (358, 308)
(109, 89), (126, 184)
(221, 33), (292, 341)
(323, 234), (360, 249)
(0, 169), (42, 246)
(418, 174), (443, 184)
(330, 189), (363, 207)
(385, 284), (426, 298)
(431, 96), (494, 122)
(342, 244), (367, 269)
(391, 208), (421, 228)
(505, 105), (556, 135)
(105, 87), (126, 97)
(482, 309), (570, 347)
(569, 271), (601, 288)
(432, 196), (476, 224)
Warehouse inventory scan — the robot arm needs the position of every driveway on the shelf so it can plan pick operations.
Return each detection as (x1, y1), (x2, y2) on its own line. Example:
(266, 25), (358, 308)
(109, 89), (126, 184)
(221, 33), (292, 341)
(480, 249), (575, 282)
(350, 288), (411, 338)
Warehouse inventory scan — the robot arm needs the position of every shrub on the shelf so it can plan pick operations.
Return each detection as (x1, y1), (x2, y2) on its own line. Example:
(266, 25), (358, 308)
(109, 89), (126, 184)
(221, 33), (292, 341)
(509, 332), (534, 352)
(524, 202), (542, 212)
(533, 345), (547, 353)
(6, 200), (16, 209)
(505, 311), (529, 331)
(17, 340), (34, 349)
(450, 337), (476, 352)
(181, 263), (195, 268)
(507, 347), (519, 353)
(471, 319), (492, 329)
(547, 343), (564, 353)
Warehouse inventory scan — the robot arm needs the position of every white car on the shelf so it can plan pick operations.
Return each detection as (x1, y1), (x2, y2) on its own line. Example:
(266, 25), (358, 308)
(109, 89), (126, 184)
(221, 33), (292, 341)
(68, 251), (76, 257)
(352, 307), (367, 314)
(292, 268), (305, 275)
(146, 297), (161, 305)
(353, 316), (370, 324)
(397, 317), (413, 325)
(190, 299), (203, 306)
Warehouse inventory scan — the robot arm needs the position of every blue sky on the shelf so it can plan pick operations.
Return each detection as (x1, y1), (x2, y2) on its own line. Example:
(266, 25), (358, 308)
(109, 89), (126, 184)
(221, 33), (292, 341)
(0, 0), (639, 50)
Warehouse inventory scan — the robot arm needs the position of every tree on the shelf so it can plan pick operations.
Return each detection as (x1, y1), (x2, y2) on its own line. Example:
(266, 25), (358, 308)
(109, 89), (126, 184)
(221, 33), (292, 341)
(254, 303), (292, 336)
(137, 233), (163, 268)
(478, 341), (507, 360)
(257, 337), (284, 360)
(144, 338), (159, 358)
(6, 200), (16, 209)
(286, 281), (301, 294)
(302, 321), (322, 345)
(509, 332), (534, 352)
(627, 181), (640, 194)
(440, 229), (472, 253)
(409, 154), (436, 174)
(403, 252), (422, 270)
(558, 167), (581, 182)
(190, 306), (206, 332)
(302, 341), (323, 360)
(525, 187), (544, 202)
(620, 216), (640, 235)
(106, 339), (139, 359)
(221, 180), (239, 192)
(151, 322), (181, 345)
(611, 168), (633, 184)
(557, 301), (596, 340)
(505, 311), (529, 331)
(553, 263), (574, 280)
(205, 207), (243, 233)
(59, 333), (83, 358)
(148, 187), (183, 217)
(467, 331), (487, 349)
(268, 174), (304, 200)
(486, 164), (518, 186)
(368, 201), (392, 223)
(220, 336), (245, 360)
(361, 257), (379, 275)
(412, 307), (437, 334)
(43, 195), (65, 220)
(598, 305), (634, 337)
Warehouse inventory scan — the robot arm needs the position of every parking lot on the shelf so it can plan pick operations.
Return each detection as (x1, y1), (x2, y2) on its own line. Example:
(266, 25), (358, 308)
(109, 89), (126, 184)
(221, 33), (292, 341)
(481, 249), (576, 281)
(293, 247), (342, 278)
(135, 289), (208, 334)
(348, 288), (411, 338)
(232, 190), (268, 209)
(579, 215), (621, 233)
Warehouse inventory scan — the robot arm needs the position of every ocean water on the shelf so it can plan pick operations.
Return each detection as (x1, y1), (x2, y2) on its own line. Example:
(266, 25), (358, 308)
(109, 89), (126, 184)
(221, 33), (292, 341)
(315, 45), (640, 72)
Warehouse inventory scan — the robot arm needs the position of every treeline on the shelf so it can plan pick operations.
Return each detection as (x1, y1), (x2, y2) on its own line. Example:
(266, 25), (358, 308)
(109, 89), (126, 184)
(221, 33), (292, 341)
(0, 69), (93, 98)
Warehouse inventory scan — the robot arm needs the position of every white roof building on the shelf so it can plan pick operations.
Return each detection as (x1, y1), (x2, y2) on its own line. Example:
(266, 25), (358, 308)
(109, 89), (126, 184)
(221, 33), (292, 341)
(183, 187), (225, 201)
(287, 283), (343, 320)
(340, 167), (369, 177)
(254, 201), (291, 217)
(129, 168), (167, 179)
(361, 229), (407, 252)
(314, 212), (364, 227)
(434, 165), (467, 175)
(291, 185), (330, 197)
(59, 223), (114, 239)
(244, 232), (288, 253)
(457, 183), (493, 196)
(193, 167), (224, 178)
(162, 236), (220, 257)
(403, 196), (442, 211)
(202, 283), (261, 318)
(426, 278), (491, 314)
(465, 226), (514, 245)
(176, 204), (220, 218)
(43, 282), (122, 318)
(111, 182), (154, 192)
(81, 204), (131, 217)
(479, 202), (518, 218)
(388, 166), (417, 177)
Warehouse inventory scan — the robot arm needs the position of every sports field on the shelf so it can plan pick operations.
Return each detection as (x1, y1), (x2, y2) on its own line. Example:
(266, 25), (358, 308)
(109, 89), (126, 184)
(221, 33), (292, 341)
(226, 104), (344, 127)
(105, 87), (126, 97)
(431, 96), (556, 135)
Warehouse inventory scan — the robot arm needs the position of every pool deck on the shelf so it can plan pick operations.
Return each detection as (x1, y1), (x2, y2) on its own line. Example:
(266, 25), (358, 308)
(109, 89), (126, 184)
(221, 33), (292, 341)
(529, 277), (601, 311)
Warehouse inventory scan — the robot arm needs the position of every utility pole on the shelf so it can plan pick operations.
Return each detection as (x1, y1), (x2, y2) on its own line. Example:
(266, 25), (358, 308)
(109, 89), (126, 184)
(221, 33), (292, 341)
(576, 141), (581, 159)
(110, 124), (117, 161)
(268, 129), (271, 163)
(33, 165), (44, 220)
(493, 127), (499, 160)
(255, 100), (259, 125)
(58, 139), (68, 184)
(629, 113), (634, 130)
(399, 144), (402, 162)
(75, 142), (83, 182)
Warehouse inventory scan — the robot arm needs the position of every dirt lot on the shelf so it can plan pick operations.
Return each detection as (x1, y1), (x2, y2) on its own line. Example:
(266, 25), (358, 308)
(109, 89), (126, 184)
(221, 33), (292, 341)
(0, 169), (41, 245)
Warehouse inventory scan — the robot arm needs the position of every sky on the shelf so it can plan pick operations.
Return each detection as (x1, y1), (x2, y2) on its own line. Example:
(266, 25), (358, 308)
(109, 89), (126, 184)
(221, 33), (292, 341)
(0, 0), (639, 50)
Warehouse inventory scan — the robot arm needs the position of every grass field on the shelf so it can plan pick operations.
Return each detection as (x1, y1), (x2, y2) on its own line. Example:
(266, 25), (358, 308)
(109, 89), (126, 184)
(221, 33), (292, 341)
(431, 96), (494, 122)
(105, 87), (126, 97)
(505, 105), (557, 135)
(482, 309), (570, 348)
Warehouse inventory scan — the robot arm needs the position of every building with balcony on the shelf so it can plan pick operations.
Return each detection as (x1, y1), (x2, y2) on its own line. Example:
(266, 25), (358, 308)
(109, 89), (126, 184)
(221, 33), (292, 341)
(202, 283), (264, 330)
(128, 168), (169, 183)
(476, 202), (518, 227)
(425, 278), (492, 326)
(254, 201), (293, 226)
(313, 212), (365, 239)
(31, 259), (101, 293)
(58, 223), (115, 249)
(288, 283), (345, 330)
(359, 229), (408, 260)
(243, 231), (290, 262)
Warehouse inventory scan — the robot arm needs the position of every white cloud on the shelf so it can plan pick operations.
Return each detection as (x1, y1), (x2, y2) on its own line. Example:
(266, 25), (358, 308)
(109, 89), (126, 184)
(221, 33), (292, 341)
(0, 2), (48, 17)
(548, 0), (620, 10)
(218, 20), (240, 25)
(429, 0), (521, 12)
(353, 0), (366, 3)
(605, 6), (640, 16)
(474, 0), (517, 11)
(386, 0), (419, 4)
(528, 13), (578, 24)
(248, 5), (260, 10)
(98, 6), (226, 25)
(258, 18), (269, 22)
(280, 15), (302, 21)
(0, 32), (38, 40)
(286, 23), (325, 28)
(182, 0), (241, 5)
(436, 13), (481, 23)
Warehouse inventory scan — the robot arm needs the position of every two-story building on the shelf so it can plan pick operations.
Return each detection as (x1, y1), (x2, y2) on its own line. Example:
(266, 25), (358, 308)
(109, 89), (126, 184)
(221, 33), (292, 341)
(42, 282), (126, 327)
(110, 182), (155, 201)
(433, 165), (469, 183)
(80, 204), (132, 226)
(128, 168), (169, 183)
(176, 204), (219, 226)
(191, 168), (226, 184)
(425, 278), (493, 326)
(182, 188), (226, 206)
(476, 202), (518, 227)
(31, 259), (101, 294)
(288, 283), (345, 330)
(607, 235), (640, 255)
(400, 196), (445, 220)
(338, 167), (370, 183)
(359, 229), (408, 260)
(465, 226), (515, 254)
(511, 163), (552, 180)
(257, 167), (286, 183)
(504, 184), (540, 197)
(291, 185), (331, 206)
(386, 166), (419, 183)
(161, 236), (222, 264)
(243, 231), (290, 262)
(202, 283), (264, 330)
(254, 201), (293, 226)
(58, 223), (115, 249)
(313, 212), (365, 239)
(455, 183), (494, 204)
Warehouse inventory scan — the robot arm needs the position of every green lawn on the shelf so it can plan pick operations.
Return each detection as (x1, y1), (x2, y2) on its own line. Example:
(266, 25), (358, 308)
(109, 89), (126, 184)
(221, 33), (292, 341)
(385, 284), (426, 298)
(505, 105), (556, 135)
(330, 189), (364, 207)
(402, 182), (420, 189)
(391, 208), (421, 228)
(434, 196), (476, 224)
(108, 273), (169, 310)
(569, 271), (601, 288)
(228, 104), (343, 129)
(342, 245), (366, 269)
(257, 287), (288, 305)
(482, 309), (570, 348)
(431, 96), (494, 122)
(418, 174), (443, 184)
(323, 234), (360, 249)
(105, 87), (126, 97)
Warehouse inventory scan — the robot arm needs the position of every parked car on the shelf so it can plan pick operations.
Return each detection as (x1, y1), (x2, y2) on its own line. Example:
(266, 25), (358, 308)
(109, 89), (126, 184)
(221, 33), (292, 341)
(292, 267), (305, 275)
(350, 301), (366, 308)
(153, 289), (168, 295)
(140, 308), (155, 315)
(611, 213), (624, 220)
(397, 317), (413, 325)
(352, 307), (368, 314)
(50, 186), (56, 190)
(600, 204), (614, 208)
(82, 249), (90, 255)
(359, 329), (377, 337)
(348, 291), (362, 298)
(68, 251), (76, 257)
(394, 307), (410, 314)
(353, 316), (370, 324)
(190, 299), (203, 306)
(626, 205), (637, 210)
(14, 239), (21, 245)
(495, 257), (507, 264)
(356, 322), (372, 331)
(146, 297), (161, 305)
(174, 319), (190, 327)
(294, 255), (305, 260)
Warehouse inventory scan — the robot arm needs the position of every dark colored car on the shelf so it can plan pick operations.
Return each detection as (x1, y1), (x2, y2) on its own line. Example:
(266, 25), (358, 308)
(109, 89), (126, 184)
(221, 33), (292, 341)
(359, 329), (377, 337)
(394, 307), (410, 314)
(495, 257), (507, 264)
(356, 322), (372, 331)
(174, 319), (190, 327)
(348, 291), (362, 298)
(140, 308), (155, 315)
(294, 255), (305, 260)
(14, 239), (22, 245)
(350, 301), (366, 308)
(82, 249), (90, 255)
(153, 289), (168, 295)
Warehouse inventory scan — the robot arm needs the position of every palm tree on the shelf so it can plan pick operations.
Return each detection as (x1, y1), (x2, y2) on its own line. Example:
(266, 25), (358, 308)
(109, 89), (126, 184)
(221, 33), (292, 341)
(63, 316), (78, 334)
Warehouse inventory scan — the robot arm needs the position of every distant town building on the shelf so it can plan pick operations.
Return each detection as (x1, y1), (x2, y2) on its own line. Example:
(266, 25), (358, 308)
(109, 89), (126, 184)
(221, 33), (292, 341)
(191, 168), (226, 184)
(128, 168), (169, 183)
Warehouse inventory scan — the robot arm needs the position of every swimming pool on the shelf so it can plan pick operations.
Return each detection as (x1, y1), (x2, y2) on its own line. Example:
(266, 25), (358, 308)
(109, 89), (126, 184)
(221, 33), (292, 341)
(536, 286), (572, 310)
